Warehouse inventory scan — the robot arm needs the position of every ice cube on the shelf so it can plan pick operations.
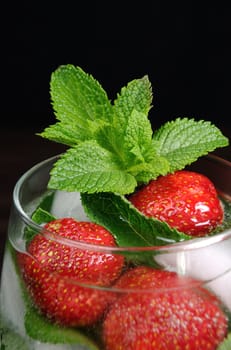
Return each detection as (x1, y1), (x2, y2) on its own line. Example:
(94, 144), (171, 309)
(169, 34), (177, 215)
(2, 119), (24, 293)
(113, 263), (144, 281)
(0, 247), (26, 337)
(32, 341), (89, 350)
(51, 191), (89, 221)
(156, 233), (231, 311)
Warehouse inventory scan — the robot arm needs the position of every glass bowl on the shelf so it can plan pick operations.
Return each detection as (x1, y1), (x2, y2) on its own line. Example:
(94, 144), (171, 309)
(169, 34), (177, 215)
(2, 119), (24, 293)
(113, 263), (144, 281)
(0, 153), (231, 349)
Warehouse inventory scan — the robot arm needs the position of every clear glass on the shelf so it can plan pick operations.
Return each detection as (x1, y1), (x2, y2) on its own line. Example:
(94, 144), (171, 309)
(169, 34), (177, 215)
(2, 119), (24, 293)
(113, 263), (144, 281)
(1, 154), (231, 349)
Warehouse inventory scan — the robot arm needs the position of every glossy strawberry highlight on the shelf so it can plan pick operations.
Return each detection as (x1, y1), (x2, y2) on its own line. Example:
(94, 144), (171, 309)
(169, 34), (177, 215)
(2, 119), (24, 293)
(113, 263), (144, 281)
(129, 170), (224, 236)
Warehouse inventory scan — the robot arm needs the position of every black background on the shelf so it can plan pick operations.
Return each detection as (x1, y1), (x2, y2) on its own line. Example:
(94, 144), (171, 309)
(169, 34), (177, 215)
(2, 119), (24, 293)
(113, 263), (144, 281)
(3, 2), (231, 134)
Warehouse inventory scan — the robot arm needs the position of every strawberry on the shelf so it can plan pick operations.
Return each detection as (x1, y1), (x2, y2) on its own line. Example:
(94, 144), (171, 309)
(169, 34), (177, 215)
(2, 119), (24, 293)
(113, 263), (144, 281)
(102, 266), (228, 350)
(18, 218), (124, 327)
(128, 170), (224, 236)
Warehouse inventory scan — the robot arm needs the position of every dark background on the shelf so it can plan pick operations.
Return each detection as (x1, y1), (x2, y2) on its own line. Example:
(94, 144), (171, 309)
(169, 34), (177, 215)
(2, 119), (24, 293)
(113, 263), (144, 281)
(1, 2), (231, 264)
(4, 2), (231, 132)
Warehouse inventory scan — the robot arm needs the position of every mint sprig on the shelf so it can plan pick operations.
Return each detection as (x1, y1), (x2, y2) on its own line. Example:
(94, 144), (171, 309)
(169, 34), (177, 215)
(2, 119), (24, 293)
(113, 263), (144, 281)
(39, 64), (229, 195)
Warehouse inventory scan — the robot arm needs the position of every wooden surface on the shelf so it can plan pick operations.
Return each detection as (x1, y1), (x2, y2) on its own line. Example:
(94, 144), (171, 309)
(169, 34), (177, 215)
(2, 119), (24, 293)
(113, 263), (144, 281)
(0, 127), (231, 269)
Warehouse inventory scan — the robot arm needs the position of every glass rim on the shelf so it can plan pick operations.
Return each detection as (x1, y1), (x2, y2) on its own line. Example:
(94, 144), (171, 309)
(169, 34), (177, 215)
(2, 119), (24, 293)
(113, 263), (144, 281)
(12, 153), (231, 254)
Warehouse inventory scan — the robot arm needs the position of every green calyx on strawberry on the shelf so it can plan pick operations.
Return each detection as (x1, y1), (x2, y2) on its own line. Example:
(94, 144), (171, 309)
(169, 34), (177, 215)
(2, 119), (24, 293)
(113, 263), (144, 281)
(102, 266), (228, 350)
(128, 169), (224, 236)
(18, 218), (124, 327)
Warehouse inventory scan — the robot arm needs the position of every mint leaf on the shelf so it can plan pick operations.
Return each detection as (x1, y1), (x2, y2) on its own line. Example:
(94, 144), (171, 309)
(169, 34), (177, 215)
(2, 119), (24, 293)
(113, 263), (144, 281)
(37, 191), (55, 212)
(31, 207), (56, 225)
(113, 75), (152, 128)
(217, 333), (231, 350)
(24, 192), (56, 243)
(81, 192), (190, 247)
(24, 306), (99, 349)
(153, 118), (229, 172)
(39, 121), (87, 147)
(123, 110), (154, 161)
(39, 64), (113, 146)
(48, 141), (137, 194)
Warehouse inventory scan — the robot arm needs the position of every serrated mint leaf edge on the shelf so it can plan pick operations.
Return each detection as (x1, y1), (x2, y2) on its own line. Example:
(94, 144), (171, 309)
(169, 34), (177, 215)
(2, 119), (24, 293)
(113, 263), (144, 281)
(113, 75), (153, 126)
(47, 142), (138, 194)
(153, 118), (229, 172)
(50, 64), (113, 125)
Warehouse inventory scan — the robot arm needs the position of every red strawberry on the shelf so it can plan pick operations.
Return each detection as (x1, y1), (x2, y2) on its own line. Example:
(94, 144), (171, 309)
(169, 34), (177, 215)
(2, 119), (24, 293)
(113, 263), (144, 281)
(102, 266), (228, 350)
(18, 218), (124, 327)
(129, 170), (224, 236)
